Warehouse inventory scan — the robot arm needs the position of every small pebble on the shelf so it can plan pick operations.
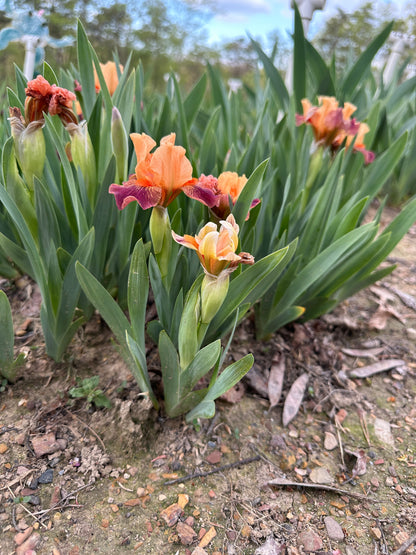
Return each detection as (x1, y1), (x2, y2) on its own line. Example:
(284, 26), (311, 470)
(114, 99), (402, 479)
(324, 516), (344, 541)
(38, 469), (53, 484)
(28, 478), (39, 490)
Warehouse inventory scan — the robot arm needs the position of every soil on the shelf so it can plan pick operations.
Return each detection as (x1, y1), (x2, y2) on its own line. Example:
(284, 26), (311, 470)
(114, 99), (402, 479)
(1, 205), (416, 555)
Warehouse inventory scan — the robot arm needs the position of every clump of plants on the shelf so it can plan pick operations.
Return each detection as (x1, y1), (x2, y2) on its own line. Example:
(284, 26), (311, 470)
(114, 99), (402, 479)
(0, 16), (415, 423)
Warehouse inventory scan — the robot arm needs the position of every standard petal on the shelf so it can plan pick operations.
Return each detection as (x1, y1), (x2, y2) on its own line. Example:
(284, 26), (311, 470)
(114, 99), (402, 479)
(130, 133), (156, 167)
(150, 140), (193, 192)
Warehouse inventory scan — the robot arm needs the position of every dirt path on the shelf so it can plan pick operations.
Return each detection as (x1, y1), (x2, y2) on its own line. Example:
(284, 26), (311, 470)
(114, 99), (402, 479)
(1, 206), (416, 555)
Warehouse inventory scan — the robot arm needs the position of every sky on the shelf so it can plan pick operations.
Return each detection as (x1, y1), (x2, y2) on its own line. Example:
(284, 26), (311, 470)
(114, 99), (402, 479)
(205, 0), (410, 44)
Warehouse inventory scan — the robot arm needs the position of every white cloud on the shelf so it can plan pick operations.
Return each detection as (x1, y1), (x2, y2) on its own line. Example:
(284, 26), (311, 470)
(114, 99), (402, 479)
(214, 0), (272, 16)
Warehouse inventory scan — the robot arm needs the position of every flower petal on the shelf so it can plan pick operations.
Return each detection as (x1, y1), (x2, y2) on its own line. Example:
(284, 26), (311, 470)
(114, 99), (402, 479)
(109, 181), (162, 210)
(130, 133), (156, 167)
(171, 231), (199, 251)
(182, 182), (218, 207)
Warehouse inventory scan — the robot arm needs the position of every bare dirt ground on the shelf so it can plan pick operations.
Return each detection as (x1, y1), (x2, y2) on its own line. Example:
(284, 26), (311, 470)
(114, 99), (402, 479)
(1, 205), (416, 555)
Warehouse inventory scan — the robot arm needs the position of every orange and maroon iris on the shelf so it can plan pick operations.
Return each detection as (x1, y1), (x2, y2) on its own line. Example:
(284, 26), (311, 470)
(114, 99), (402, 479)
(109, 133), (217, 210)
(296, 96), (374, 164)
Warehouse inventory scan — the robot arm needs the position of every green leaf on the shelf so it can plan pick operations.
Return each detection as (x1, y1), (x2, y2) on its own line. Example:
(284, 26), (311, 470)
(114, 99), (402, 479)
(178, 275), (203, 368)
(304, 40), (335, 96)
(250, 37), (289, 109)
(43, 62), (59, 85)
(207, 244), (294, 340)
(55, 228), (95, 339)
(275, 223), (377, 311)
(184, 73), (207, 129)
(0, 290), (14, 377)
(185, 400), (215, 422)
(127, 239), (149, 350)
(362, 132), (407, 199)
(76, 262), (132, 346)
(0, 232), (32, 278)
(77, 21), (96, 117)
(159, 330), (181, 416)
(257, 305), (305, 339)
(173, 75), (190, 154)
(125, 332), (158, 408)
(185, 354), (254, 422)
(293, 3), (306, 111)
(7, 87), (24, 113)
(340, 22), (393, 100)
(232, 159), (268, 229)
(181, 340), (221, 393)
(0, 185), (47, 299)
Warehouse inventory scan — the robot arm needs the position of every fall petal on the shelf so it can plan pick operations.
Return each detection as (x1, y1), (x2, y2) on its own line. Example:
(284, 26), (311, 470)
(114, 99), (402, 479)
(182, 182), (218, 207)
(171, 231), (199, 251)
(109, 181), (162, 210)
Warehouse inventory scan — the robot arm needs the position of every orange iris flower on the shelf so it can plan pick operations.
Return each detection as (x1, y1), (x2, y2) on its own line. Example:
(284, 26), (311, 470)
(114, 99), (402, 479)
(296, 96), (374, 163)
(94, 61), (123, 96)
(172, 214), (254, 278)
(109, 133), (216, 209)
(197, 171), (260, 220)
(24, 75), (77, 125)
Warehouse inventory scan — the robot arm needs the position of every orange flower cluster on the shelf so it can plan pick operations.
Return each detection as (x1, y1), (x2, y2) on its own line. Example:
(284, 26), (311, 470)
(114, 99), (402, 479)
(296, 96), (374, 164)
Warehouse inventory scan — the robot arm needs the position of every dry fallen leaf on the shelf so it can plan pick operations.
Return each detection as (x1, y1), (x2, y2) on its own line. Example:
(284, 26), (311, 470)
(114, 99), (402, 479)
(341, 347), (385, 359)
(282, 373), (309, 427)
(349, 359), (405, 378)
(369, 305), (407, 330)
(245, 365), (269, 398)
(268, 354), (285, 408)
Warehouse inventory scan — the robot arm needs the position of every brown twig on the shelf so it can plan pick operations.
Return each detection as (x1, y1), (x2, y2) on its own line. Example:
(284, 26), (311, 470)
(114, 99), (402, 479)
(334, 418), (345, 468)
(163, 455), (261, 486)
(67, 410), (106, 451)
(7, 485), (48, 530)
(266, 477), (379, 502)
(117, 481), (134, 492)
(31, 481), (95, 518)
(391, 533), (416, 555)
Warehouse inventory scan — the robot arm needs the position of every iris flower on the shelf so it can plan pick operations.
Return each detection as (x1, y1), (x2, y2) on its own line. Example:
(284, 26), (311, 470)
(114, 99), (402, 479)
(94, 61), (123, 96)
(24, 75), (77, 125)
(109, 133), (217, 209)
(296, 96), (374, 163)
(172, 214), (254, 278)
(197, 171), (260, 220)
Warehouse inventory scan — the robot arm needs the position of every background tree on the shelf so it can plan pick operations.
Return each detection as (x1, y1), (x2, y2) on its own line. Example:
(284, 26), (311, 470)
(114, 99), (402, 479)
(312, 1), (416, 77)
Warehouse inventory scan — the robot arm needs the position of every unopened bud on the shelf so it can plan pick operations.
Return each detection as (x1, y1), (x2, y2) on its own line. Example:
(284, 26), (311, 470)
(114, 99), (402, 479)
(66, 122), (97, 205)
(150, 205), (172, 281)
(9, 107), (45, 189)
(200, 273), (229, 325)
(111, 107), (128, 183)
